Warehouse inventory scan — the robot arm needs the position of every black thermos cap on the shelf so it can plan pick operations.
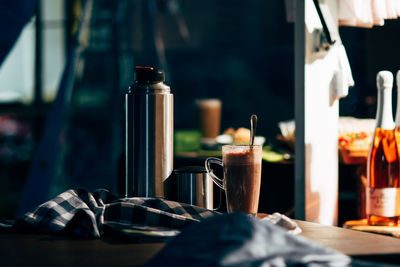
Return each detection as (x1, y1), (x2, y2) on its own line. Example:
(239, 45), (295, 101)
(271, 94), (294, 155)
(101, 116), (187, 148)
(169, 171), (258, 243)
(135, 66), (165, 83)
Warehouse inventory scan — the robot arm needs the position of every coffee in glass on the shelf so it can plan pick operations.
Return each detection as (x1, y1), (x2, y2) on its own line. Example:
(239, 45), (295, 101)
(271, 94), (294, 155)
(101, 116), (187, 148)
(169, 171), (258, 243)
(205, 145), (262, 215)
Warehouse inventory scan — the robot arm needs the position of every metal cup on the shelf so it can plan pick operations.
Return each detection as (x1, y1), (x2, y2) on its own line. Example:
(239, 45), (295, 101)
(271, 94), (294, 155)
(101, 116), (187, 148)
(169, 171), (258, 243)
(174, 166), (213, 209)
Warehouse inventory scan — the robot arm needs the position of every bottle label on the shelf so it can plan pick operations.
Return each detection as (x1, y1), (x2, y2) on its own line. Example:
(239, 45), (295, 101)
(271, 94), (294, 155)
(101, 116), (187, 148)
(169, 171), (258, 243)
(366, 187), (400, 217)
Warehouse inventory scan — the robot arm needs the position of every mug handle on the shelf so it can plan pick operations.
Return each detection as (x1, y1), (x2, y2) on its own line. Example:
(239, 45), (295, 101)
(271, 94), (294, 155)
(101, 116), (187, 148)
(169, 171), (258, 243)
(205, 157), (224, 190)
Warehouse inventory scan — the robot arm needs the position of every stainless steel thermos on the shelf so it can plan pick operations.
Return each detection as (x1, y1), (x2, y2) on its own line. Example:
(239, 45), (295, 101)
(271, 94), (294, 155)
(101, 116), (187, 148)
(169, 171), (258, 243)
(125, 66), (173, 197)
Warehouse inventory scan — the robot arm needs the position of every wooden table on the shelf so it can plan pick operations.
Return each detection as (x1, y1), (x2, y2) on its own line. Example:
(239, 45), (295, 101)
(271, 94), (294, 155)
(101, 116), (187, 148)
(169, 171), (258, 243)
(0, 234), (165, 266)
(2, 220), (400, 266)
(297, 220), (400, 263)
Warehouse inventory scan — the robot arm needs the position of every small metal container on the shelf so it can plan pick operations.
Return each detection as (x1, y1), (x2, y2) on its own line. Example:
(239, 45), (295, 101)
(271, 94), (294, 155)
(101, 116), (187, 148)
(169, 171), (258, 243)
(174, 166), (213, 209)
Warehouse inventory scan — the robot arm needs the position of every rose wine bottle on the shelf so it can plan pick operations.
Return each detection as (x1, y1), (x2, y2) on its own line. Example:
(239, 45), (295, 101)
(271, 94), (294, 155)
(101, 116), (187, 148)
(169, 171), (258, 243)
(395, 70), (400, 159)
(367, 71), (400, 226)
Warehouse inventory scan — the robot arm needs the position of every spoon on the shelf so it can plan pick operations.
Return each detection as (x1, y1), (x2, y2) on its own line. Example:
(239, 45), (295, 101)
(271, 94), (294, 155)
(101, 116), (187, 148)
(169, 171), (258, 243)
(250, 114), (257, 146)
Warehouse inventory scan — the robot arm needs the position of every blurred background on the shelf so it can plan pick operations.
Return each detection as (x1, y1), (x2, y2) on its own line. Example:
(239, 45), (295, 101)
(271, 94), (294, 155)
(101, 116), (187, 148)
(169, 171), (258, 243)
(0, 0), (399, 220)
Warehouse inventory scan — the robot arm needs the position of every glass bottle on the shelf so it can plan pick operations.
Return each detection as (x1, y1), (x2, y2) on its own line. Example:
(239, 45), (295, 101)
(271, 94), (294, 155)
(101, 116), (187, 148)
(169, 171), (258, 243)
(367, 71), (400, 226)
(395, 70), (400, 160)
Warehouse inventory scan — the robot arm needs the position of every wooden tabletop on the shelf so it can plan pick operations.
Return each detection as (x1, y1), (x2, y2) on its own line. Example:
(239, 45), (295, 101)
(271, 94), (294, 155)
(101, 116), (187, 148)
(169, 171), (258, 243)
(298, 220), (400, 256)
(2, 220), (400, 266)
(0, 234), (165, 266)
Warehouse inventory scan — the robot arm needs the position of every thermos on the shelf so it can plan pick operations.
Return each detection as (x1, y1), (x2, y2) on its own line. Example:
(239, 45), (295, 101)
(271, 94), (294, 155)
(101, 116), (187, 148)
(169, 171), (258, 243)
(125, 66), (173, 197)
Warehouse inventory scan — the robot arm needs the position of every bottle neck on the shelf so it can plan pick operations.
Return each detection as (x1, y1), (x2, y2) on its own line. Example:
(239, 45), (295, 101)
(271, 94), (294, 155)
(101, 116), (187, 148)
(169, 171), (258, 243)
(395, 87), (400, 126)
(376, 88), (394, 130)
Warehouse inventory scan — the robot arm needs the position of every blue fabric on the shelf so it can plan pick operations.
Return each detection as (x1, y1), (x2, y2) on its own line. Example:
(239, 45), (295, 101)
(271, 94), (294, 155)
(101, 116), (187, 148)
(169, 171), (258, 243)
(146, 212), (351, 266)
(0, 0), (38, 65)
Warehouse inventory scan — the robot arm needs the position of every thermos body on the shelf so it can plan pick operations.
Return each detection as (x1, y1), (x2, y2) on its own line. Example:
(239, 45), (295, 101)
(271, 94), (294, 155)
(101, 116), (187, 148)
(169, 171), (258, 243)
(125, 72), (173, 198)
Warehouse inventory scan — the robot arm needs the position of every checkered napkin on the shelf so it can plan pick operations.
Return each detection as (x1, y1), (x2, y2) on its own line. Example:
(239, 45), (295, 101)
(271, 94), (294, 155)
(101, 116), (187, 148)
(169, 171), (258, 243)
(4, 189), (218, 238)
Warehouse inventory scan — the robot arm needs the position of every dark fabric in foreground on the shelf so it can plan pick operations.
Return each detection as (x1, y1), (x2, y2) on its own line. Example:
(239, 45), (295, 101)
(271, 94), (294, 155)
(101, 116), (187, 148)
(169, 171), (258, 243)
(146, 212), (351, 267)
(1, 189), (217, 238)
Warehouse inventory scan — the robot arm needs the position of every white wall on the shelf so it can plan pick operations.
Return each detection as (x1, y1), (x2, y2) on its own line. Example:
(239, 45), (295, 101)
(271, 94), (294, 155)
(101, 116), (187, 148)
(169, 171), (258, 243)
(296, 0), (340, 225)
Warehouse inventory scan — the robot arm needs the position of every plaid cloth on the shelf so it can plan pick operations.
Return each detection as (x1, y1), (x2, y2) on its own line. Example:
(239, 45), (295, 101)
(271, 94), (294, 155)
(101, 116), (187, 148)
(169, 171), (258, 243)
(2, 189), (218, 238)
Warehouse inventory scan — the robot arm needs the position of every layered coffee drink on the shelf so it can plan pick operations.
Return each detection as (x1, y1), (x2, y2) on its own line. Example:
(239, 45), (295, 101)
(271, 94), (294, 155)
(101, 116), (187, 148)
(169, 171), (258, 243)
(196, 99), (221, 139)
(222, 146), (262, 215)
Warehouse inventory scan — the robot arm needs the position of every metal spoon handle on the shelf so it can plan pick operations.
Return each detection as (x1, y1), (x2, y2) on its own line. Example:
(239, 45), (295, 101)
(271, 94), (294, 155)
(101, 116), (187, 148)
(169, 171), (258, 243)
(250, 114), (257, 146)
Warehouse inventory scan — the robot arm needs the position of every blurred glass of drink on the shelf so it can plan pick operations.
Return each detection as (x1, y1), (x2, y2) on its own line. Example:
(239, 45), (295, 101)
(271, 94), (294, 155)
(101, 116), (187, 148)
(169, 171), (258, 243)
(196, 99), (221, 139)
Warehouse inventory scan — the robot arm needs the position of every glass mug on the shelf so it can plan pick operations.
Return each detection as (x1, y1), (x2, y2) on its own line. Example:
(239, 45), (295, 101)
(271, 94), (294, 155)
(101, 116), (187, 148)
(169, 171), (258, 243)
(196, 99), (221, 139)
(205, 145), (262, 215)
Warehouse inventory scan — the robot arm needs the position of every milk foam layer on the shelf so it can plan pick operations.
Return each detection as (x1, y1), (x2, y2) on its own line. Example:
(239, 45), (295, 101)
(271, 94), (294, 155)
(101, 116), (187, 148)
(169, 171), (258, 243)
(222, 146), (262, 165)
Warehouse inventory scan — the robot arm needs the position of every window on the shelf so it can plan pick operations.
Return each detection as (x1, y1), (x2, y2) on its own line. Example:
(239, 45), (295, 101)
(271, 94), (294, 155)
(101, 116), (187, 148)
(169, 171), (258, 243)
(0, 0), (66, 105)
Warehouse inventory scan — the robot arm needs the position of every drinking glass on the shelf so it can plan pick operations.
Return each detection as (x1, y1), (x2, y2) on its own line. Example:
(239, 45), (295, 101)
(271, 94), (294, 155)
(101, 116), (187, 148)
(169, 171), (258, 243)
(196, 99), (221, 139)
(205, 145), (262, 215)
